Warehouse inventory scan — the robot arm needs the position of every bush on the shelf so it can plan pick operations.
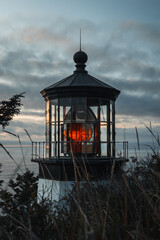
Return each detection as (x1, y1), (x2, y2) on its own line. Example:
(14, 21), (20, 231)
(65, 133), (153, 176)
(0, 155), (160, 240)
(0, 126), (160, 240)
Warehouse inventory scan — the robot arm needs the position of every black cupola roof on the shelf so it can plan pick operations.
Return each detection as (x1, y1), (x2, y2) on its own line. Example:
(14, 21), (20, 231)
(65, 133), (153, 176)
(41, 50), (120, 100)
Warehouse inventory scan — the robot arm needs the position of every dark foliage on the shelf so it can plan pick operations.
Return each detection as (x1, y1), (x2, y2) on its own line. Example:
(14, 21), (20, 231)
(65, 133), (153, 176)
(0, 92), (25, 128)
(0, 155), (160, 240)
(0, 170), (38, 240)
(0, 163), (3, 187)
(0, 170), (64, 240)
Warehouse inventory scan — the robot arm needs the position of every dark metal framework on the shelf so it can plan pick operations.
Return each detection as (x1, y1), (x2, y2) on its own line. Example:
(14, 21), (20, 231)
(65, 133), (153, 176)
(49, 97), (115, 158)
(32, 96), (128, 160)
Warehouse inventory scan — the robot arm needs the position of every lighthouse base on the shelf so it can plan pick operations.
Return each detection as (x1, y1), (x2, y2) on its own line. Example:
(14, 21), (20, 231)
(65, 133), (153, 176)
(35, 158), (127, 203)
(37, 178), (110, 203)
(37, 178), (74, 203)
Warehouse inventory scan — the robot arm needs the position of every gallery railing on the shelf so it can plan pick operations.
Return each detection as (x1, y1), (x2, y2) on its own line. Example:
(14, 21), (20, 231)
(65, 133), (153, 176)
(31, 141), (128, 161)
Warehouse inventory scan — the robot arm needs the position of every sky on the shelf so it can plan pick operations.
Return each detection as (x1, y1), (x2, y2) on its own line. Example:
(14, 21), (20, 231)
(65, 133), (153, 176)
(0, 0), (160, 147)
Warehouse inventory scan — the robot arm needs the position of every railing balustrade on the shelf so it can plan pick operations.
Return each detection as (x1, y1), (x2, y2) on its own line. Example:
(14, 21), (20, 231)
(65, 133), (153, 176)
(32, 141), (128, 160)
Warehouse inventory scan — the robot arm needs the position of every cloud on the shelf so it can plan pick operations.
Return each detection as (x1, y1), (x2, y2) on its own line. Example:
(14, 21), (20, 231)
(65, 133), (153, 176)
(113, 78), (160, 96)
(116, 125), (160, 146)
(0, 18), (160, 146)
(21, 27), (69, 47)
(117, 93), (160, 117)
(121, 21), (160, 45)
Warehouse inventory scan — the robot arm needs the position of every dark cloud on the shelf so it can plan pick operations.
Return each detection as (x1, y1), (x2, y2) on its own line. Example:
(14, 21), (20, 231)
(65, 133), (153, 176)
(117, 93), (160, 117)
(0, 18), (159, 137)
(116, 125), (160, 146)
(101, 77), (160, 97)
(121, 21), (160, 45)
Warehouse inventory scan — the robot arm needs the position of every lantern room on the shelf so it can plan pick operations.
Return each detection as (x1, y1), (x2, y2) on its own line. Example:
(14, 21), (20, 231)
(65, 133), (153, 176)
(32, 49), (128, 185)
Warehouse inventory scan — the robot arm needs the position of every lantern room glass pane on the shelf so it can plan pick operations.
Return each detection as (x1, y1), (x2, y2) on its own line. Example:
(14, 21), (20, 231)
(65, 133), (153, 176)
(100, 99), (107, 122)
(44, 96), (116, 159)
(51, 105), (55, 124)
(87, 98), (100, 156)
(87, 98), (99, 120)
(101, 123), (107, 141)
(59, 97), (100, 157)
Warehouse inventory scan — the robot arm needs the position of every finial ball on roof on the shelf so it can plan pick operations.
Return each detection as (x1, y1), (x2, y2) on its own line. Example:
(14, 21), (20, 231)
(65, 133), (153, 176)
(73, 50), (88, 64)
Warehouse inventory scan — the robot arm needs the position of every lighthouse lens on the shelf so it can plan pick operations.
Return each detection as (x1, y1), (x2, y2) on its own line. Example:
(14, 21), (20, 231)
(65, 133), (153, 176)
(64, 123), (93, 142)
(62, 105), (98, 155)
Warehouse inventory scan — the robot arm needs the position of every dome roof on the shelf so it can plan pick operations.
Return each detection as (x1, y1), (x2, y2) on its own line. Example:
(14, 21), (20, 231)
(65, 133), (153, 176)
(41, 50), (120, 100)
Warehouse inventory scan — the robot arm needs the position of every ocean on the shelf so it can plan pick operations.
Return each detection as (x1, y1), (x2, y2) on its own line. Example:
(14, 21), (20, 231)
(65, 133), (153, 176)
(0, 143), (154, 188)
(0, 145), (38, 187)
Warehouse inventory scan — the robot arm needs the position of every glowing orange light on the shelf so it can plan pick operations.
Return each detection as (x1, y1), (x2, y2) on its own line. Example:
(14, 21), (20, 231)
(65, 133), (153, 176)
(64, 123), (92, 142)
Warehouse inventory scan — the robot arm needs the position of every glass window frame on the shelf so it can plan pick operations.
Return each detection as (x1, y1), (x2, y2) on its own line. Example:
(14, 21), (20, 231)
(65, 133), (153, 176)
(46, 97), (116, 158)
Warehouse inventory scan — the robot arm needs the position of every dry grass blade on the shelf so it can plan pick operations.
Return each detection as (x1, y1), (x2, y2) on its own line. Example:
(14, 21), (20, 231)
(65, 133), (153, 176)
(0, 142), (23, 173)
(68, 191), (92, 231)
(3, 129), (27, 169)
(145, 125), (160, 147)
(6, 213), (40, 240)
(122, 173), (139, 218)
(135, 126), (140, 151)
(144, 144), (159, 160)
(24, 129), (33, 142)
(150, 168), (160, 179)
(102, 160), (115, 239)
(81, 156), (89, 180)
(133, 175), (160, 225)
(17, 134), (27, 169)
(71, 146), (82, 180)
(3, 130), (17, 137)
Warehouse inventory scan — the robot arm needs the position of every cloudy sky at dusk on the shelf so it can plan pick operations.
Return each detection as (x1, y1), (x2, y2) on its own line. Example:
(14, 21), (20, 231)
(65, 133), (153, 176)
(0, 0), (160, 146)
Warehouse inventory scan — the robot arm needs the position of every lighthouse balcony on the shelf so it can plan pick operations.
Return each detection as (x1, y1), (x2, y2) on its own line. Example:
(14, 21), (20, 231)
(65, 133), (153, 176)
(31, 140), (128, 162)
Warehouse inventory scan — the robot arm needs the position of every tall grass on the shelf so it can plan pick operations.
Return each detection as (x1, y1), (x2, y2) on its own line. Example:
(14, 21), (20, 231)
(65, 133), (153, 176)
(0, 127), (160, 240)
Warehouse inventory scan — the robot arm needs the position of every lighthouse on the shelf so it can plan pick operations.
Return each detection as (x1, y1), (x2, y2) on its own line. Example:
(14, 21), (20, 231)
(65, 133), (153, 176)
(31, 49), (128, 202)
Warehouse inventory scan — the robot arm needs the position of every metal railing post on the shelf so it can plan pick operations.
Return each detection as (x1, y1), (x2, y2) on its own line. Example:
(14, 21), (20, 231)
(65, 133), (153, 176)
(39, 142), (40, 159)
(32, 142), (33, 159)
(35, 142), (37, 159)
(43, 142), (44, 159)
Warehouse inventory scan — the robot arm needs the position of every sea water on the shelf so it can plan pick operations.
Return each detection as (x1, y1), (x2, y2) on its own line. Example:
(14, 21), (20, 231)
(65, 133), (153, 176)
(0, 145), (38, 187)
(0, 143), (154, 188)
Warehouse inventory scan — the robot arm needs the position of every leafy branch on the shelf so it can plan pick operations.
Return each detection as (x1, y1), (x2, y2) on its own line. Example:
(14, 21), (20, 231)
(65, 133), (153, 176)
(0, 92), (25, 128)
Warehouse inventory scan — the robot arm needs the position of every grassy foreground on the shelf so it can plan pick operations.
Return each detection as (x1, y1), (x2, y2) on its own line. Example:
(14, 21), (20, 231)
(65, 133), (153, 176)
(0, 130), (160, 240)
(0, 156), (160, 240)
